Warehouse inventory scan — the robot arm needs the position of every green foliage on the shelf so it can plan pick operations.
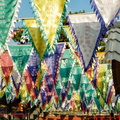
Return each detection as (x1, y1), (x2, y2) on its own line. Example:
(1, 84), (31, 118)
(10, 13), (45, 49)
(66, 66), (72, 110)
(68, 10), (86, 14)
(12, 27), (24, 42)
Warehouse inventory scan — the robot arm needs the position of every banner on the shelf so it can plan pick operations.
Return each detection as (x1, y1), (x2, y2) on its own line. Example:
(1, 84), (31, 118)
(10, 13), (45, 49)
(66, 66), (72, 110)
(90, 0), (120, 27)
(70, 65), (82, 91)
(0, 51), (13, 84)
(11, 68), (21, 96)
(45, 43), (65, 83)
(0, 0), (21, 48)
(8, 45), (32, 75)
(24, 19), (47, 60)
(27, 51), (40, 83)
(30, 0), (69, 53)
(68, 13), (105, 70)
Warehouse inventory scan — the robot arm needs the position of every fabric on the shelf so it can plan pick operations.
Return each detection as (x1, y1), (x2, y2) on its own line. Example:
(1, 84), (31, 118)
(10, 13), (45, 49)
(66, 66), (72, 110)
(8, 45), (32, 75)
(0, 69), (6, 98)
(45, 43), (65, 83)
(62, 26), (77, 50)
(68, 13), (101, 69)
(97, 64), (107, 94)
(0, 51), (13, 84)
(24, 19), (47, 60)
(90, 0), (120, 27)
(27, 51), (40, 83)
(23, 69), (33, 94)
(55, 75), (62, 97)
(30, 0), (69, 53)
(60, 58), (75, 88)
(20, 83), (30, 104)
(11, 68), (21, 96)
(67, 85), (73, 101)
(0, 0), (21, 48)
(70, 66), (82, 91)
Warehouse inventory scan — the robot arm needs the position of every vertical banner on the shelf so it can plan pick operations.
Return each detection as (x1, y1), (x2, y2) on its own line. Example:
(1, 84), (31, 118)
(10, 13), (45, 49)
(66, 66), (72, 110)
(0, 51), (13, 84)
(90, 0), (120, 27)
(68, 13), (105, 70)
(8, 45), (32, 75)
(29, 0), (69, 53)
(45, 43), (65, 83)
(0, 0), (21, 49)
(24, 19), (47, 60)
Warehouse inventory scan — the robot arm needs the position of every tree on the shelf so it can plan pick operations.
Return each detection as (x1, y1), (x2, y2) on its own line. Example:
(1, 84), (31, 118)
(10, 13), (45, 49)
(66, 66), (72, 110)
(12, 27), (24, 43)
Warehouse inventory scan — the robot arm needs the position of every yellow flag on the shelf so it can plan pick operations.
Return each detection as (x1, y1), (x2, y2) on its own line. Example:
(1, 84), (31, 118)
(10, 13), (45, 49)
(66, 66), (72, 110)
(31, 0), (68, 52)
(63, 25), (76, 48)
(24, 19), (47, 60)
(97, 64), (107, 93)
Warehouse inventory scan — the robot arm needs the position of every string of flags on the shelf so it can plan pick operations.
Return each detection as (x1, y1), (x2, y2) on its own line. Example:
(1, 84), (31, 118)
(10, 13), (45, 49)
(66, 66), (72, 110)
(0, 0), (119, 114)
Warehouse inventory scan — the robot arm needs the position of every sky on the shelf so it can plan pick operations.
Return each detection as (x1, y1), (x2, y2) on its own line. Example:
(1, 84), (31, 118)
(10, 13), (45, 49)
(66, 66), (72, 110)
(10, 0), (93, 44)
(16, 0), (93, 24)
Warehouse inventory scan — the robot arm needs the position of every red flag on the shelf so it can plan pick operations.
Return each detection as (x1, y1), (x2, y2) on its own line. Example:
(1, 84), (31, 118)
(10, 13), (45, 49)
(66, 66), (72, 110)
(0, 51), (13, 84)
(24, 69), (33, 94)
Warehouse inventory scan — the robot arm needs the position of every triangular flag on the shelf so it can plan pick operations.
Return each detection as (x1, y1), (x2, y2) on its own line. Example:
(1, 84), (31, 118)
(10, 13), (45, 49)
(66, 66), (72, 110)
(30, 0), (69, 53)
(68, 13), (106, 70)
(0, 51), (13, 84)
(0, 0), (21, 48)
(24, 19), (47, 60)
(70, 66), (82, 91)
(27, 51), (40, 83)
(45, 43), (65, 83)
(23, 69), (33, 94)
(8, 45), (32, 75)
(55, 75), (62, 97)
(11, 69), (21, 96)
(90, 0), (120, 27)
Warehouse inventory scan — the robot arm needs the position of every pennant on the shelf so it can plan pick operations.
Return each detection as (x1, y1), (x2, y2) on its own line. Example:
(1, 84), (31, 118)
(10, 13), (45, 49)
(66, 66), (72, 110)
(27, 51), (40, 83)
(62, 26), (77, 50)
(8, 45), (32, 75)
(90, 0), (120, 27)
(70, 66), (82, 91)
(23, 69), (33, 94)
(35, 62), (46, 90)
(68, 13), (106, 70)
(97, 64), (107, 94)
(0, 51), (13, 84)
(45, 43), (65, 83)
(0, 69), (6, 98)
(0, 0), (21, 48)
(67, 85), (73, 101)
(11, 68), (21, 96)
(30, 0), (69, 53)
(24, 19), (47, 60)
(40, 89), (47, 108)
(55, 75), (62, 97)
(60, 58), (75, 88)
(20, 83), (30, 104)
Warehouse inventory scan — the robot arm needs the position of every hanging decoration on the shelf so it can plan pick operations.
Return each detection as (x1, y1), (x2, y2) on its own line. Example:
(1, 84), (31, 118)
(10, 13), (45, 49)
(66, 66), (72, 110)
(62, 26), (77, 50)
(23, 69), (33, 94)
(0, 0), (21, 49)
(29, 0), (69, 53)
(0, 69), (6, 99)
(0, 51), (13, 84)
(70, 65), (82, 91)
(27, 51), (40, 84)
(23, 19), (47, 60)
(68, 13), (106, 70)
(11, 68), (21, 96)
(90, 0), (120, 27)
(45, 43), (65, 83)
(8, 45), (32, 75)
